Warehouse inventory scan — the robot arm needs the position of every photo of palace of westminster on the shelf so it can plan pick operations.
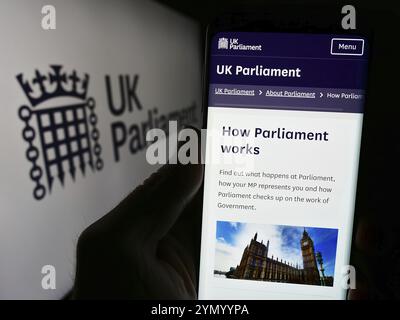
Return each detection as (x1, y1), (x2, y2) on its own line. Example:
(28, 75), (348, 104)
(226, 229), (334, 286)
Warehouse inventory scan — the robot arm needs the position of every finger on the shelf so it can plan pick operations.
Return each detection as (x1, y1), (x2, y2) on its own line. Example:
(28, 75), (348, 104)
(103, 163), (203, 243)
(116, 126), (203, 238)
(169, 186), (203, 262)
(164, 125), (204, 250)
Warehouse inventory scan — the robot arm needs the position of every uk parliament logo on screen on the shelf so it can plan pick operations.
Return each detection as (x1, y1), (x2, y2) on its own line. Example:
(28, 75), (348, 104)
(16, 65), (103, 200)
(218, 37), (229, 50)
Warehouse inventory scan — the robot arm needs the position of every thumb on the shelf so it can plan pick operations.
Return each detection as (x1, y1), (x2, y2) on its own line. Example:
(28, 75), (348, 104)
(102, 162), (204, 245)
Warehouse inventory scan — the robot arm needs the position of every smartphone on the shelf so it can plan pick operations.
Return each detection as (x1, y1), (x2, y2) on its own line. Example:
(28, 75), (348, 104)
(198, 11), (370, 300)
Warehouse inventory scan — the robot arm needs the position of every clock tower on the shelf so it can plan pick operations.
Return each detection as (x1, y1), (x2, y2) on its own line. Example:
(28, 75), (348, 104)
(300, 228), (320, 285)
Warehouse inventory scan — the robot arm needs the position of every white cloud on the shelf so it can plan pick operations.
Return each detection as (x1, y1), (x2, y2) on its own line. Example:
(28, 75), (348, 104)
(214, 223), (304, 272)
(229, 222), (238, 229)
(214, 238), (238, 272)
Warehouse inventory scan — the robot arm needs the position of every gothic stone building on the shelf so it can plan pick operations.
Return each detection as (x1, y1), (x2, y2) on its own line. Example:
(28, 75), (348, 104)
(232, 229), (323, 285)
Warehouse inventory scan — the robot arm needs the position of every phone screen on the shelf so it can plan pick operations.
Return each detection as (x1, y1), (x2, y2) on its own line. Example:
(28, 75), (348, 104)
(199, 32), (369, 299)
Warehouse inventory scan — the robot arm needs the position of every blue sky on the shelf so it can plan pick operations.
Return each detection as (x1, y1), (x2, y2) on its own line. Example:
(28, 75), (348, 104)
(215, 221), (338, 276)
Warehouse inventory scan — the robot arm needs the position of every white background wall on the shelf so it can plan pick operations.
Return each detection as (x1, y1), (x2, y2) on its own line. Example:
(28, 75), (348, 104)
(0, 0), (201, 299)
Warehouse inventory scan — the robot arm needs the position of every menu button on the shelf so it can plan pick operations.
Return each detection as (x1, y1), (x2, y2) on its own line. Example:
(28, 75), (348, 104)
(331, 38), (364, 56)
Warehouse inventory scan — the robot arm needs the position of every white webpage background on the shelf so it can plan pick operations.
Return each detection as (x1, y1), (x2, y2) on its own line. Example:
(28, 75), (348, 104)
(199, 106), (363, 300)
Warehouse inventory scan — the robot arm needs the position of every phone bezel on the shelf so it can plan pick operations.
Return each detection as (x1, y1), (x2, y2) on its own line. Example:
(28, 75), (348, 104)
(197, 7), (373, 299)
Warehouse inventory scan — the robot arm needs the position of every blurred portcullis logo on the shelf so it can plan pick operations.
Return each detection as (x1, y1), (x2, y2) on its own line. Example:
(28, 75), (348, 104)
(16, 65), (103, 200)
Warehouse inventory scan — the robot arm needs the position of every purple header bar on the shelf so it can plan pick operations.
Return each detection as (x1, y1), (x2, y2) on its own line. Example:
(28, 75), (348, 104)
(211, 32), (368, 59)
(208, 32), (369, 113)
(209, 32), (369, 90)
